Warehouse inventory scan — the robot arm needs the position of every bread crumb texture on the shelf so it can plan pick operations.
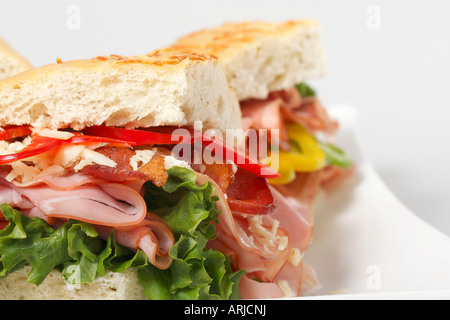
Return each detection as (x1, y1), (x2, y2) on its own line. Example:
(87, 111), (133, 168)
(0, 266), (146, 300)
(0, 47), (241, 132)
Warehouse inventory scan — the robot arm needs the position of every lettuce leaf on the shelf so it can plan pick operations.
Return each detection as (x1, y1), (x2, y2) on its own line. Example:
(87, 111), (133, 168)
(295, 82), (316, 98)
(318, 141), (354, 168)
(0, 203), (147, 286)
(0, 166), (243, 299)
(139, 167), (244, 300)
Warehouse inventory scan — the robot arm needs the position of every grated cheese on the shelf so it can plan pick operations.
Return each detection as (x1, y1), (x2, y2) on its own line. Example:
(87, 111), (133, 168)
(53, 144), (86, 168)
(6, 161), (41, 184)
(276, 280), (296, 298)
(248, 215), (274, 240)
(73, 148), (117, 171)
(164, 155), (191, 170)
(0, 136), (32, 155)
(247, 215), (289, 254)
(287, 248), (303, 266)
(33, 128), (74, 140)
(278, 236), (289, 251)
(129, 149), (156, 170)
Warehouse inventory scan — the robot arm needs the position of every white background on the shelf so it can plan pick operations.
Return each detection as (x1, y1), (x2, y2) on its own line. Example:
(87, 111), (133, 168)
(1, 0), (449, 236)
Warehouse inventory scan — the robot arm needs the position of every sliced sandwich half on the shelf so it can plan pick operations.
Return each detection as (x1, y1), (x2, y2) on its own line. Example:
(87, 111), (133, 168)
(0, 49), (266, 300)
(171, 20), (356, 296)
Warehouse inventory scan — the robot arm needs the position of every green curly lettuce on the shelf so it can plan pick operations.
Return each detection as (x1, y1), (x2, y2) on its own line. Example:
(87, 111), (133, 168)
(0, 203), (147, 286)
(140, 167), (244, 300)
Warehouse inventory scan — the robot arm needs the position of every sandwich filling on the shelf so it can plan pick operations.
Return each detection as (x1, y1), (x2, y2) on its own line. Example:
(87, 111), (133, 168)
(0, 82), (353, 300)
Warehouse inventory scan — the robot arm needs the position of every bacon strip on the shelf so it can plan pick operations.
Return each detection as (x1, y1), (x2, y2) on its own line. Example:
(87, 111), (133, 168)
(81, 146), (168, 187)
(226, 168), (276, 215)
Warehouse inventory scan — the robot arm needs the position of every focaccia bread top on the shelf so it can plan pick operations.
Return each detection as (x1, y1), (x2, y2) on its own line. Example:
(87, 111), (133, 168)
(172, 20), (327, 100)
(0, 48), (241, 132)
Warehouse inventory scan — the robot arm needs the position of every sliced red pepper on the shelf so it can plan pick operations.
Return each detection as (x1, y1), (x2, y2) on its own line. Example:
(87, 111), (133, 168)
(82, 125), (193, 145)
(0, 125), (32, 141)
(199, 134), (280, 178)
(0, 133), (134, 165)
(226, 168), (276, 215)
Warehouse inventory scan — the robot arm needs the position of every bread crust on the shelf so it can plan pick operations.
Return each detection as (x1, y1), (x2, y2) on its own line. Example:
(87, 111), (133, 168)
(172, 20), (328, 100)
(0, 48), (241, 132)
(173, 20), (318, 57)
(0, 37), (32, 80)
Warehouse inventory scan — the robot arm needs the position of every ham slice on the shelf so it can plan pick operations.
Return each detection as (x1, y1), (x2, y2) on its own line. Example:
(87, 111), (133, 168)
(274, 170), (324, 209)
(195, 172), (315, 299)
(0, 177), (147, 227)
(95, 213), (175, 270)
(0, 170), (174, 270)
(273, 87), (339, 138)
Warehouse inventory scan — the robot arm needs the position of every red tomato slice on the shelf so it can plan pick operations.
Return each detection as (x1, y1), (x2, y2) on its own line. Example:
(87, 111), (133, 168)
(0, 125), (32, 141)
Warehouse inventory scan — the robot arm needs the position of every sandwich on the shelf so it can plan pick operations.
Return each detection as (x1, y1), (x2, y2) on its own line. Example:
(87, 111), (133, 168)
(170, 20), (355, 297)
(0, 37), (32, 80)
(0, 49), (253, 299)
(0, 19), (354, 300)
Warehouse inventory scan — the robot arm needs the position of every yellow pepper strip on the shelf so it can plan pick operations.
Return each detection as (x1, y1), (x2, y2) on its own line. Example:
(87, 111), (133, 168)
(266, 123), (326, 185)
(283, 123), (326, 172)
(262, 153), (296, 185)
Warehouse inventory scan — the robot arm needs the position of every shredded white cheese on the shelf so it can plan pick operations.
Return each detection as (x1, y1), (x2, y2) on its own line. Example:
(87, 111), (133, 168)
(287, 248), (303, 266)
(33, 128), (74, 140)
(276, 280), (296, 298)
(0, 136), (32, 155)
(73, 148), (117, 171)
(164, 155), (191, 170)
(248, 215), (274, 241)
(247, 215), (289, 254)
(53, 144), (86, 168)
(6, 161), (41, 184)
(129, 149), (156, 171)
(277, 236), (289, 251)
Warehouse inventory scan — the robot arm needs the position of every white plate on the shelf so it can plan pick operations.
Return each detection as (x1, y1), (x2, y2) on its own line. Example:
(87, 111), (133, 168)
(301, 105), (450, 299)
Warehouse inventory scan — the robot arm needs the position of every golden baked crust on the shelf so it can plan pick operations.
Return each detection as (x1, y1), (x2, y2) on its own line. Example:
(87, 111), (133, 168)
(0, 47), (217, 89)
(171, 20), (320, 60)
(94, 47), (217, 65)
